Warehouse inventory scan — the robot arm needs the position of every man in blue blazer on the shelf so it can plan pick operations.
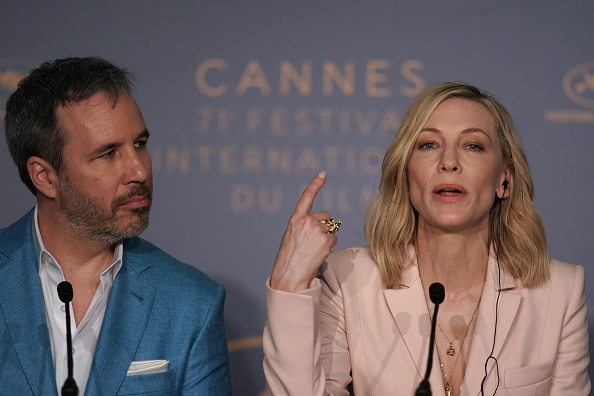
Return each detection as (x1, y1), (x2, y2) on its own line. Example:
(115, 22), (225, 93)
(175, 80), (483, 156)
(0, 57), (231, 395)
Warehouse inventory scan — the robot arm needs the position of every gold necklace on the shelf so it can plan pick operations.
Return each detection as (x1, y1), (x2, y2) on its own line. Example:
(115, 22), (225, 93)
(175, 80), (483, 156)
(434, 297), (481, 396)
(437, 322), (457, 356)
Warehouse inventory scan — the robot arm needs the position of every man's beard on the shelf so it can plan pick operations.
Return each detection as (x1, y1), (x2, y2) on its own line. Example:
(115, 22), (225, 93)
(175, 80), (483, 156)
(59, 177), (152, 245)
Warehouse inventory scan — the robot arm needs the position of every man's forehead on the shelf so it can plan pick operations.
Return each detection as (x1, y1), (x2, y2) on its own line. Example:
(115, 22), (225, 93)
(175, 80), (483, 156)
(59, 91), (125, 110)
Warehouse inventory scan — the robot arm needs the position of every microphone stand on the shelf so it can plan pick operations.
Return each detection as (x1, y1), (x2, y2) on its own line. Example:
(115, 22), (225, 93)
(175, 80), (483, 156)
(415, 282), (445, 396)
(57, 281), (79, 396)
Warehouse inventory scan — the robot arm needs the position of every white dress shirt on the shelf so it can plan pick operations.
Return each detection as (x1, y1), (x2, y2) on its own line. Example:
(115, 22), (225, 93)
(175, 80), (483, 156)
(33, 207), (122, 395)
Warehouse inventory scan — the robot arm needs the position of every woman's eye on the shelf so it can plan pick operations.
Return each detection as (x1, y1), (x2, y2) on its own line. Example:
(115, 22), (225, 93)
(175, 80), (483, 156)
(419, 142), (436, 150)
(467, 143), (484, 151)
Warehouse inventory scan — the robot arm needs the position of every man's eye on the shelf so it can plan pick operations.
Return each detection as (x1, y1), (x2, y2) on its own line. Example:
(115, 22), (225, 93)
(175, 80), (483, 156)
(135, 140), (148, 149)
(99, 150), (115, 158)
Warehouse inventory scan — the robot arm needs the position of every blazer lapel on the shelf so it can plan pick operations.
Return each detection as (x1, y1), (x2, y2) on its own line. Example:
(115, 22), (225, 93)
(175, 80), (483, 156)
(464, 255), (522, 395)
(383, 264), (437, 382)
(85, 247), (156, 396)
(0, 226), (57, 395)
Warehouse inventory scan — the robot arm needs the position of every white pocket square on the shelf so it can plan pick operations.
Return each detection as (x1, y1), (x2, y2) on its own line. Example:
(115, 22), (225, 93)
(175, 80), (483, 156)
(126, 360), (169, 376)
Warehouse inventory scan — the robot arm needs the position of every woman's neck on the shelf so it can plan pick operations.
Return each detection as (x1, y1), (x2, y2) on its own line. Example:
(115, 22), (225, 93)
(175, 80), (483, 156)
(415, 222), (489, 297)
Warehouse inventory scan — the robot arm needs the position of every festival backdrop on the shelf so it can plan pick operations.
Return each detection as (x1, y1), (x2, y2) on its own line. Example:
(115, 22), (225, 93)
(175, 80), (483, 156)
(1, 2), (593, 394)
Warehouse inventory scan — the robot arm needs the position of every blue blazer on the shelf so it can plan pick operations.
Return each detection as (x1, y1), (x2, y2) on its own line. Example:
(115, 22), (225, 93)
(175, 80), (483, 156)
(0, 210), (231, 395)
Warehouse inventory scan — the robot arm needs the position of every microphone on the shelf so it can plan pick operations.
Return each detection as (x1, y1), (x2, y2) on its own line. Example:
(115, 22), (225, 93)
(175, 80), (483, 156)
(415, 282), (445, 396)
(57, 281), (79, 396)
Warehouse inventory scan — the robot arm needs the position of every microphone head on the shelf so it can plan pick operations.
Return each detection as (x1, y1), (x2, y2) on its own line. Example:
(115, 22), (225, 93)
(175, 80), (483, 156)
(57, 281), (74, 304)
(429, 282), (445, 305)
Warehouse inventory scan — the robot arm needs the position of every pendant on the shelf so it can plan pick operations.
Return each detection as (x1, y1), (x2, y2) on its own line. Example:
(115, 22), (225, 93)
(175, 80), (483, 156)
(447, 344), (455, 356)
(445, 386), (452, 396)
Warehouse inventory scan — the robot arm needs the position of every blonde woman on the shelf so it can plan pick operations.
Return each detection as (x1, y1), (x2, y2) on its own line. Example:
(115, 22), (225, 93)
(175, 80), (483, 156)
(264, 82), (590, 395)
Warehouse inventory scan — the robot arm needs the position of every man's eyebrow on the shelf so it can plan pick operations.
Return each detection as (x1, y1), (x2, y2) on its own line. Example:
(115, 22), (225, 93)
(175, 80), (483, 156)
(137, 129), (150, 139)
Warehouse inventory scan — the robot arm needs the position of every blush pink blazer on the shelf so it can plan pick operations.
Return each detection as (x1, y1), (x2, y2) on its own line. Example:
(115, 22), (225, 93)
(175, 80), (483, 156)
(264, 246), (590, 395)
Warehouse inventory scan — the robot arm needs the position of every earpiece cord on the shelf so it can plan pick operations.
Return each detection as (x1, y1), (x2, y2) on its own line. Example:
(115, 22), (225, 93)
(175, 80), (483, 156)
(480, 181), (506, 395)
(479, 249), (502, 395)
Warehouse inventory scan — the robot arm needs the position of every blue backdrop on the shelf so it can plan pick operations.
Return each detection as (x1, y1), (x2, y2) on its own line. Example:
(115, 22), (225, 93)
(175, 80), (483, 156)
(1, 2), (593, 394)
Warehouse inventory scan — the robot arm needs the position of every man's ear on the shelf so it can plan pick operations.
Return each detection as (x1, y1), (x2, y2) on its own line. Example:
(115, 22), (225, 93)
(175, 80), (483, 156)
(26, 156), (59, 199)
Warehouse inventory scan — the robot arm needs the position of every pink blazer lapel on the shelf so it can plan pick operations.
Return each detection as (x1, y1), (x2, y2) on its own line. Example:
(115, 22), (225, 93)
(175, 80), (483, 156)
(383, 264), (443, 387)
(463, 255), (522, 395)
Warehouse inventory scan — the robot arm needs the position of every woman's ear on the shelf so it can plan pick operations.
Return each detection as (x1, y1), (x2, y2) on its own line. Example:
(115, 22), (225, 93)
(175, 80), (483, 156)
(26, 156), (59, 199)
(497, 167), (512, 199)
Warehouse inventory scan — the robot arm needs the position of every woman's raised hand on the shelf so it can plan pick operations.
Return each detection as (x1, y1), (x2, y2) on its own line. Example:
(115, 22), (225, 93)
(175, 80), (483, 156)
(270, 172), (340, 292)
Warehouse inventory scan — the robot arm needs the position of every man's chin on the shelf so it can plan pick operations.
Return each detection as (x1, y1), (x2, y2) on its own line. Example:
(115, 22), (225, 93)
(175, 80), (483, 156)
(124, 215), (150, 237)
(98, 214), (150, 243)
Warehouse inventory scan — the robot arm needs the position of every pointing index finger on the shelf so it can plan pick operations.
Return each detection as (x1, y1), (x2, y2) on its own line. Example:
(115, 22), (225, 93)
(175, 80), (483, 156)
(293, 172), (327, 216)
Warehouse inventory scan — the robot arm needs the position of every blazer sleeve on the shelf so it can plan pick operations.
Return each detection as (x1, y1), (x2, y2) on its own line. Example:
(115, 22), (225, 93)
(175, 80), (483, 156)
(182, 284), (232, 395)
(263, 273), (352, 396)
(550, 264), (590, 395)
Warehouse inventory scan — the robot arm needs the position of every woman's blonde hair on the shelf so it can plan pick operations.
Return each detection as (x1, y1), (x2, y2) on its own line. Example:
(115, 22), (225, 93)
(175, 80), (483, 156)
(364, 82), (549, 289)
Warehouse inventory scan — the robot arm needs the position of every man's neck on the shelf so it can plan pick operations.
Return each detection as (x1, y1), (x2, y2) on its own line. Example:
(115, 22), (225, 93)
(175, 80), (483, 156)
(36, 204), (117, 279)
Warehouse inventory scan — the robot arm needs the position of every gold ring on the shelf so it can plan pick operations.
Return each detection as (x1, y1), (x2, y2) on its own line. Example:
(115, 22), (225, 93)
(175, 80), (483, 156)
(321, 219), (343, 233)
